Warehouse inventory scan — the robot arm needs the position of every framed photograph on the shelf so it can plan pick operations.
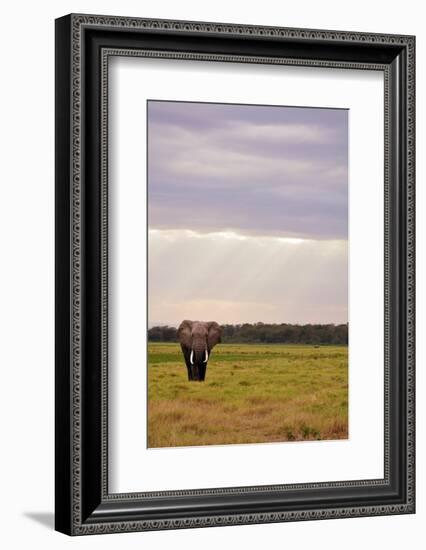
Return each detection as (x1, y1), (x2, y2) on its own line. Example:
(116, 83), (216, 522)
(55, 14), (415, 535)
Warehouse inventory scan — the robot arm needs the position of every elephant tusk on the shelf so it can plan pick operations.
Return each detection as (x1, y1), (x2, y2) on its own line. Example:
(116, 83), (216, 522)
(204, 349), (209, 363)
(190, 350), (194, 365)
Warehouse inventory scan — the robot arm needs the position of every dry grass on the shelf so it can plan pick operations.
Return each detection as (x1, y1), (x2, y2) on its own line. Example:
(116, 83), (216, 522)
(148, 343), (348, 448)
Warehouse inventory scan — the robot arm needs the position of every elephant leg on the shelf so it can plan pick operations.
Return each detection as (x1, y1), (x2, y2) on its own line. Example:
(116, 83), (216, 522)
(199, 364), (207, 381)
(186, 363), (193, 381)
(181, 346), (194, 380)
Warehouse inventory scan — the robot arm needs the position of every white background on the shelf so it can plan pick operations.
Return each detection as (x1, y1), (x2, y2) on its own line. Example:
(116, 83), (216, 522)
(0, 0), (423, 549)
(109, 58), (384, 493)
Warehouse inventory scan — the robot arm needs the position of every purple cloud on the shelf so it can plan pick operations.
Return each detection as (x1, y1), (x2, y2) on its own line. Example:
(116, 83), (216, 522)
(148, 100), (348, 240)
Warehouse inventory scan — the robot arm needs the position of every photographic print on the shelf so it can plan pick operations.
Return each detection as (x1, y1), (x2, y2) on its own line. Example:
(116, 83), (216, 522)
(147, 100), (348, 449)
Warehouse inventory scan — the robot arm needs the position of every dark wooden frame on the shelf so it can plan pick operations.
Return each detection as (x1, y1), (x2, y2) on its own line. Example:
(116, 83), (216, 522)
(55, 13), (415, 535)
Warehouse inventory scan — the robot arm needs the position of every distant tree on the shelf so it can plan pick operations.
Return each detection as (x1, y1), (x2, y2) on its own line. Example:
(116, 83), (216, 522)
(147, 322), (348, 345)
(147, 326), (177, 342)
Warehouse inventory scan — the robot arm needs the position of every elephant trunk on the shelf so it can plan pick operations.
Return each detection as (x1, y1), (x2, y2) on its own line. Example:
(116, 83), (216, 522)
(192, 339), (207, 361)
(191, 349), (208, 364)
(190, 338), (209, 381)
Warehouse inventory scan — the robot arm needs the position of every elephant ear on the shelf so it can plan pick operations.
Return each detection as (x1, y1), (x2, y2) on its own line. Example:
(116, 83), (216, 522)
(207, 322), (222, 350)
(177, 320), (193, 348)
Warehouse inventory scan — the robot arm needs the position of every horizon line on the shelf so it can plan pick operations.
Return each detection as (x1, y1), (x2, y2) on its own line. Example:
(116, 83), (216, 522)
(148, 321), (349, 328)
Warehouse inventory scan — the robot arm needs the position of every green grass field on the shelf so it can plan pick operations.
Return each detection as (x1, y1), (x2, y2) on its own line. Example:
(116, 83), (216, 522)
(148, 342), (348, 448)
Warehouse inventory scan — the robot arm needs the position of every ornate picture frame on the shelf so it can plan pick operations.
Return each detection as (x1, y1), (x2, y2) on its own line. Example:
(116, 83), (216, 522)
(55, 13), (415, 535)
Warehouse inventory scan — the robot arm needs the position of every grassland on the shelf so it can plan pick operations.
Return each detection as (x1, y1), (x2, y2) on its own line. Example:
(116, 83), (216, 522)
(148, 343), (348, 448)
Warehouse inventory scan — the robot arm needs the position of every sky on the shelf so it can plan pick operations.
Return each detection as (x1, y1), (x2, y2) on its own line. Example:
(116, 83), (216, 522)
(147, 100), (348, 326)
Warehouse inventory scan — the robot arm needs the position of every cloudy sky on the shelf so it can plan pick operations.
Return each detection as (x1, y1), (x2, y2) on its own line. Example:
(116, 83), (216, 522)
(147, 100), (348, 326)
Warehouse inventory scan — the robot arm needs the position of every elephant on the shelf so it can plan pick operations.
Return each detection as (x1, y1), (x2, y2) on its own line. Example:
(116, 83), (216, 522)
(177, 320), (222, 381)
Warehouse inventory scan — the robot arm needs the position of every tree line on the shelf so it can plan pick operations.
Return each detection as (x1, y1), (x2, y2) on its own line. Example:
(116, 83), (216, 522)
(148, 322), (348, 345)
